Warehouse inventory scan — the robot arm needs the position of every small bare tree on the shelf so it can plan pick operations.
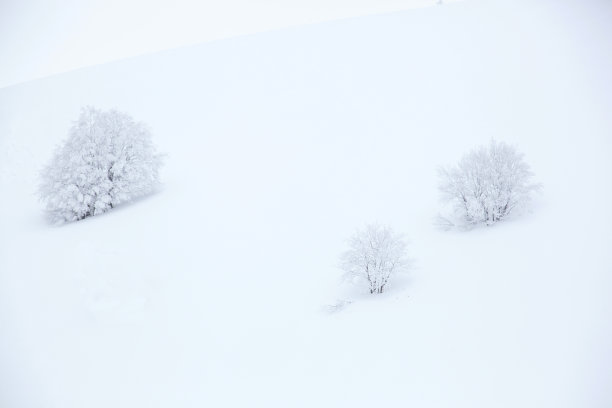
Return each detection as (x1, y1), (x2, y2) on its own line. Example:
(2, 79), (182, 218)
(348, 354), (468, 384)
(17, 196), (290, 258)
(438, 140), (540, 226)
(341, 224), (410, 294)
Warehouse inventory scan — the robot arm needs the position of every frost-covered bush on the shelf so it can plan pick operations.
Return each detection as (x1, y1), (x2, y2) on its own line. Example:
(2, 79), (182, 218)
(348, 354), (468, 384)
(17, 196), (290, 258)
(39, 107), (163, 223)
(438, 140), (539, 227)
(340, 224), (410, 294)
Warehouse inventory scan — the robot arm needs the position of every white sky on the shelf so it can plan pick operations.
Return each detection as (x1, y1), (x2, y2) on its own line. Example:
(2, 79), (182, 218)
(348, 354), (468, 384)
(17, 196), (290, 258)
(0, 0), (460, 89)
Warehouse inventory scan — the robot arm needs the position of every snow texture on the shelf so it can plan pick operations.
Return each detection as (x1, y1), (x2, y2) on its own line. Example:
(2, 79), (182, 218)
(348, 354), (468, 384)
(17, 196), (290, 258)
(1, 0), (611, 407)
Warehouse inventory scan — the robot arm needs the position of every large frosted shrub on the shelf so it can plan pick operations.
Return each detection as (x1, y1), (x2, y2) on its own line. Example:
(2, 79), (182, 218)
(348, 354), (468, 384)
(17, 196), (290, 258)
(438, 140), (539, 227)
(39, 107), (163, 223)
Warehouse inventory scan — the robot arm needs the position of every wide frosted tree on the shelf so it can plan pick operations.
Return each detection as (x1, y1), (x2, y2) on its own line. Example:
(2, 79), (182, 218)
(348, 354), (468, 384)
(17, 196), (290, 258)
(39, 107), (163, 223)
(438, 140), (539, 227)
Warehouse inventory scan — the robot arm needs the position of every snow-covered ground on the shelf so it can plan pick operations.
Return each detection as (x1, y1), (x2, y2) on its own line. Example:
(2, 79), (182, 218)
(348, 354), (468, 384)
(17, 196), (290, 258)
(1, 0), (611, 406)
(0, 0), (462, 88)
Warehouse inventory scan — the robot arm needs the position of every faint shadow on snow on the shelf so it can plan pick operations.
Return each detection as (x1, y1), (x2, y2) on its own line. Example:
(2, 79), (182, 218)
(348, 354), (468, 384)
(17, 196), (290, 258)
(324, 272), (414, 314)
(434, 189), (545, 232)
(433, 207), (542, 233)
(324, 299), (353, 314)
(41, 187), (164, 227)
(83, 292), (148, 323)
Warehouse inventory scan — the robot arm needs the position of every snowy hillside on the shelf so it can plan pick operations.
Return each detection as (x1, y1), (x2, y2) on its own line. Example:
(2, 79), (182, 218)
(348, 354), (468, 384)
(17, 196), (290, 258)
(1, 0), (611, 407)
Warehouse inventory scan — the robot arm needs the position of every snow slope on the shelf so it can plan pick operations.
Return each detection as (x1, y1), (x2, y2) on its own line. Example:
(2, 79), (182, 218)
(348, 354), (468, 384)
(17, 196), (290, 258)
(1, 0), (611, 406)
(0, 0), (463, 88)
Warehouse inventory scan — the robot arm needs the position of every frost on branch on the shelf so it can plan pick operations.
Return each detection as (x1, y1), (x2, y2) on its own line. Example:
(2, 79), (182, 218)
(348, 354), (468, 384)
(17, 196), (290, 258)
(39, 107), (163, 223)
(340, 224), (410, 294)
(438, 140), (540, 227)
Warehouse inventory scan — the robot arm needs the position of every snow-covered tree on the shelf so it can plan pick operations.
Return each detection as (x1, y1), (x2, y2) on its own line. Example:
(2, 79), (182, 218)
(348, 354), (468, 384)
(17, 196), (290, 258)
(438, 140), (539, 227)
(340, 224), (410, 294)
(39, 107), (163, 223)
